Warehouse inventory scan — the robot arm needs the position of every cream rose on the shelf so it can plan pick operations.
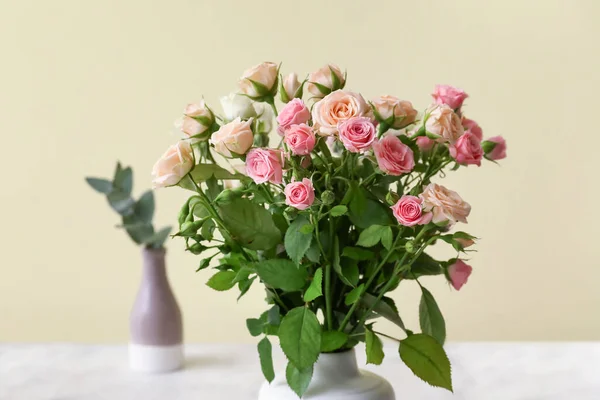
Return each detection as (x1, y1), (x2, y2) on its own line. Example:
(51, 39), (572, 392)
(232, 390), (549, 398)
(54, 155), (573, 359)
(420, 183), (471, 225)
(281, 72), (302, 103)
(425, 104), (464, 144)
(372, 95), (418, 129)
(238, 61), (278, 97)
(220, 93), (257, 121)
(312, 90), (372, 136)
(152, 141), (195, 189)
(307, 64), (345, 98)
(210, 117), (254, 157)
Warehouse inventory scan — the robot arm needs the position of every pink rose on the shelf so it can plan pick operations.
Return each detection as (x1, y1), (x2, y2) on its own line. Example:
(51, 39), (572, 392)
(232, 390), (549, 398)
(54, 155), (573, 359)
(284, 124), (316, 156)
(420, 183), (471, 225)
(425, 105), (464, 144)
(245, 148), (284, 184)
(449, 132), (483, 166)
(455, 238), (475, 248)
(416, 136), (435, 151)
(461, 117), (483, 140)
(284, 178), (315, 210)
(484, 136), (507, 160)
(277, 99), (310, 135)
(391, 196), (433, 227)
(432, 85), (469, 109)
(373, 135), (415, 176)
(338, 117), (376, 153)
(448, 259), (473, 290)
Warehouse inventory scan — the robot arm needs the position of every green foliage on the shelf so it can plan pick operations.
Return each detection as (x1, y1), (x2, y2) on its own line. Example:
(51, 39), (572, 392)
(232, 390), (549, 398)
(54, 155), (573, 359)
(285, 215), (313, 265)
(206, 270), (237, 291)
(365, 328), (385, 365)
(320, 331), (348, 353)
(344, 284), (364, 306)
(286, 362), (313, 398)
(86, 162), (171, 248)
(329, 205), (348, 217)
(303, 268), (323, 302)
(178, 163), (243, 191)
(360, 293), (406, 330)
(342, 247), (374, 261)
(258, 337), (275, 383)
(278, 307), (321, 370)
(255, 259), (308, 292)
(217, 197), (281, 250)
(357, 225), (388, 248)
(419, 287), (446, 344)
(399, 334), (453, 392)
(405, 253), (444, 279)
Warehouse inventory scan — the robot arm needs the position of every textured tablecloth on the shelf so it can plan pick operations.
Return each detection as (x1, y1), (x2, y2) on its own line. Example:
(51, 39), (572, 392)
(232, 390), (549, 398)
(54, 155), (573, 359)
(1, 343), (599, 399)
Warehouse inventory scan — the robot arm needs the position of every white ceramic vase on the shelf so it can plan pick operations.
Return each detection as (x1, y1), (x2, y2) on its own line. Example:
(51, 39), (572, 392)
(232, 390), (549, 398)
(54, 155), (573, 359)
(258, 349), (395, 400)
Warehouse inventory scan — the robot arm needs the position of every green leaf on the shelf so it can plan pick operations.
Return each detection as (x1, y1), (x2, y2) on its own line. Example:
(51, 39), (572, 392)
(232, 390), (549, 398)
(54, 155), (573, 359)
(85, 177), (112, 194)
(286, 362), (313, 398)
(107, 191), (134, 216)
(357, 225), (387, 248)
(135, 190), (155, 223)
(179, 164), (241, 191)
(360, 293), (406, 330)
(147, 226), (172, 248)
(247, 318), (264, 337)
(344, 284), (364, 306)
(419, 287), (446, 345)
(267, 305), (281, 326)
(341, 259), (359, 286)
(206, 270), (237, 291)
(196, 258), (211, 272)
(258, 337), (275, 383)
(329, 205), (348, 217)
(232, 267), (253, 284)
(113, 166), (133, 195)
(320, 331), (348, 353)
(365, 329), (385, 365)
(349, 187), (392, 229)
(342, 247), (374, 261)
(406, 253), (443, 279)
(381, 227), (393, 251)
(255, 259), (308, 292)
(200, 219), (216, 241)
(303, 268), (323, 302)
(278, 307), (321, 369)
(399, 334), (453, 392)
(306, 240), (321, 263)
(285, 215), (313, 265)
(299, 223), (314, 234)
(217, 197), (281, 250)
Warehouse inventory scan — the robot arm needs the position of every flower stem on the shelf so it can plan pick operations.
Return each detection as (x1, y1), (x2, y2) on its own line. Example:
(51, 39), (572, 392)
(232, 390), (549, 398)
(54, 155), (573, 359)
(266, 97), (278, 117)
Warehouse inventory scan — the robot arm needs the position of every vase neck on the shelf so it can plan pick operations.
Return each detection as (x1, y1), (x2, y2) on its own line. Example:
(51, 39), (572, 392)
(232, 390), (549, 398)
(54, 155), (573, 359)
(315, 349), (360, 379)
(141, 247), (167, 282)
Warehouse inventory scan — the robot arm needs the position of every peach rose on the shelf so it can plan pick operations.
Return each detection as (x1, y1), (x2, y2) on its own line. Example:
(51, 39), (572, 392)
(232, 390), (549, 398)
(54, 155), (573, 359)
(312, 90), (372, 136)
(371, 95), (418, 129)
(281, 72), (302, 103)
(152, 141), (195, 188)
(284, 178), (315, 210)
(238, 61), (278, 98)
(307, 64), (345, 98)
(425, 104), (464, 144)
(432, 85), (469, 110)
(448, 259), (473, 290)
(372, 134), (415, 176)
(420, 183), (471, 225)
(284, 124), (316, 156)
(210, 117), (254, 157)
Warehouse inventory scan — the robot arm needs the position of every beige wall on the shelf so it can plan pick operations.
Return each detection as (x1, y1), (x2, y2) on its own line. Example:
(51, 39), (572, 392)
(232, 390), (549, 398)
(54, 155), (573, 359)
(1, 0), (599, 343)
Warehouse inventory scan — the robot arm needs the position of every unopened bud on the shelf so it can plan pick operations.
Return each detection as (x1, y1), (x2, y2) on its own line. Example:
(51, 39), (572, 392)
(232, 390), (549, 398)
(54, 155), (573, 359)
(386, 191), (400, 205)
(321, 190), (335, 205)
(405, 241), (416, 253)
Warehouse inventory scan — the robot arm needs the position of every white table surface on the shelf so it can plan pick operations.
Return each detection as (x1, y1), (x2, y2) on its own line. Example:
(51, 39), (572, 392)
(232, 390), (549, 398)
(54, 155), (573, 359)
(1, 343), (599, 400)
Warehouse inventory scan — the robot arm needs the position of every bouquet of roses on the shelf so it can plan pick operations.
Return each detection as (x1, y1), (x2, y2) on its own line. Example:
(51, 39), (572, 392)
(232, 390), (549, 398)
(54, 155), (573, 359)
(152, 62), (506, 397)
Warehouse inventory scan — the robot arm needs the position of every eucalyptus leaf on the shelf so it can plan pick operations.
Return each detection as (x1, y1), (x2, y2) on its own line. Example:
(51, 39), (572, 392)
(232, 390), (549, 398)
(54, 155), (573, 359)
(146, 226), (172, 248)
(134, 190), (155, 223)
(85, 177), (112, 194)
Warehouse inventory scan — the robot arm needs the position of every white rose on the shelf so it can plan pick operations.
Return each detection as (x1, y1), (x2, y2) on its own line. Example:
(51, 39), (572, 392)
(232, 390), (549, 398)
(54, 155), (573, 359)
(152, 141), (195, 189)
(220, 93), (257, 121)
(281, 72), (301, 103)
(238, 61), (278, 97)
(254, 103), (274, 134)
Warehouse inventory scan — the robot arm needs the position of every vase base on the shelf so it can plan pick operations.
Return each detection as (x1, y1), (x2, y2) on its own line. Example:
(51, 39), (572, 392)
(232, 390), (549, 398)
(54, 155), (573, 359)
(258, 369), (395, 400)
(129, 343), (183, 373)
